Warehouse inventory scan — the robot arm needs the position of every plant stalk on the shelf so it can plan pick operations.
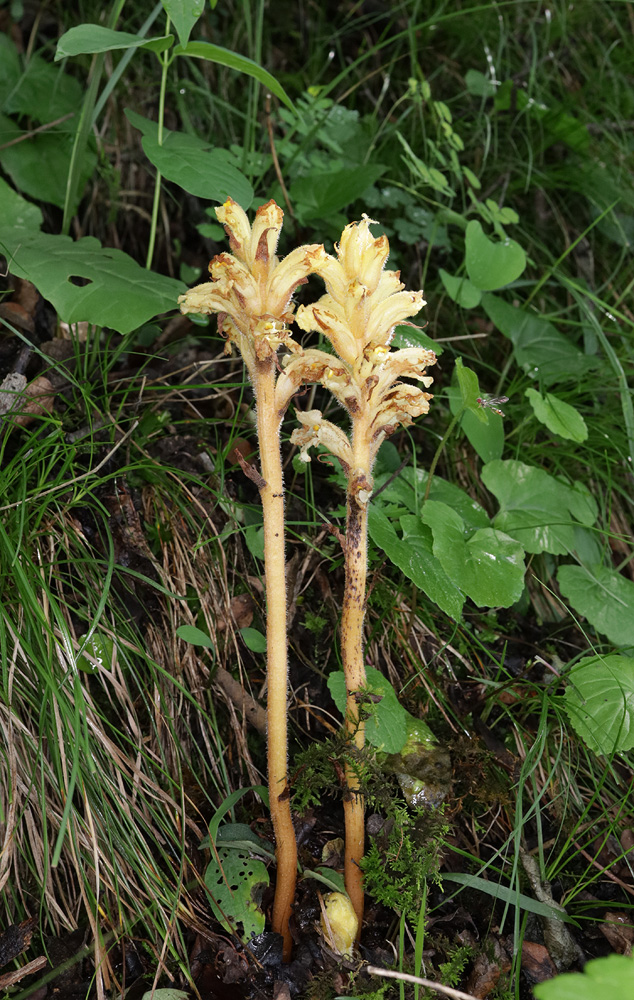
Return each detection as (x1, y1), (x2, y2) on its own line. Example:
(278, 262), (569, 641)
(341, 426), (371, 935)
(252, 357), (296, 961)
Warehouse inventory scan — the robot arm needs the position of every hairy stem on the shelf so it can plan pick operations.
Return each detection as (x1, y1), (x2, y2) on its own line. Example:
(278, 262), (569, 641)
(341, 430), (371, 936)
(253, 358), (296, 961)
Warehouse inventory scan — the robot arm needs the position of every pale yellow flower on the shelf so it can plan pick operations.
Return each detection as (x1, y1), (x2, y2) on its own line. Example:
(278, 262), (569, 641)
(291, 409), (353, 471)
(178, 197), (324, 368)
(297, 216), (426, 366)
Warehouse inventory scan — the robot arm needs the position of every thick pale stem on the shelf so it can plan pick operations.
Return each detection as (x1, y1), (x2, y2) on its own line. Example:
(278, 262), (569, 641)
(341, 427), (371, 936)
(252, 358), (296, 961)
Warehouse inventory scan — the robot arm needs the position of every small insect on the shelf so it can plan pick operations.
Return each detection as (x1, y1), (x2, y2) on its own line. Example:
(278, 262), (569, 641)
(477, 394), (509, 417)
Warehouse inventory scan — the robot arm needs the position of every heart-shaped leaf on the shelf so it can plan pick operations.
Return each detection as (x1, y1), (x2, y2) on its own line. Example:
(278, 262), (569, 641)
(465, 220), (526, 290)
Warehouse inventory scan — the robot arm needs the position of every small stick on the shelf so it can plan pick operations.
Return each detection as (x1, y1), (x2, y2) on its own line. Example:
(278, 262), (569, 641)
(365, 965), (478, 1000)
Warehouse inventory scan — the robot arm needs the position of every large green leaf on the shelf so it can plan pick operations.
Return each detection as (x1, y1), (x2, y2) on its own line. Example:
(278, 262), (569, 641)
(125, 109), (253, 208)
(0, 176), (43, 234)
(376, 466), (490, 533)
(2, 232), (184, 334)
(4, 49), (84, 119)
(0, 35), (20, 107)
(564, 655), (634, 755)
(439, 268), (482, 308)
(289, 165), (386, 222)
(421, 501), (525, 608)
(558, 565), (634, 648)
(482, 293), (596, 386)
(464, 220), (526, 290)
(56, 26), (173, 59)
(534, 955), (634, 1000)
(482, 460), (597, 555)
(368, 506), (464, 620)
(0, 114), (97, 209)
(172, 41), (295, 112)
(525, 388), (588, 442)
(327, 666), (408, 753)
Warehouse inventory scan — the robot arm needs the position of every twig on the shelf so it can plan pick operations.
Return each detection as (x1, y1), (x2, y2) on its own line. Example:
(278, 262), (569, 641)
(0, 113), (75, 150)
(365, 965), (478, 1000)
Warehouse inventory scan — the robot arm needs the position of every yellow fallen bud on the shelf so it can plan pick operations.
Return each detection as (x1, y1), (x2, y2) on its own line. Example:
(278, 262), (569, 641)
(320, 892), (359, 957)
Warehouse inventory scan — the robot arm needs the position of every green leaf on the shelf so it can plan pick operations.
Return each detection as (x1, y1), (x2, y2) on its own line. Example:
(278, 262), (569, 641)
(391, 323), (440, 355)
(421, 501), (525, 607)
(5, 50), (84, 119)
(125, 109), (253, 208)
(76, 633), (114, 674)
(173, 41), (295, 112)
(0, 232), (184, 334)
(444, 873), (578, 924)
(0, 177), (42, 235)
(214, 823), (275, 860)
(448, 386), (505, 463)
(533, 954), (634, 1000)
(525, 388), (588, 442)
(56, 26), (173, 59)
(482, 460), (597, 555)
(464, 220), (526, 290)
(162, 0), (204, 48)
(0, 113), (97, 210)
(244, 523), (265, 560)
(564, 655), (634, 755)
(481, 294), (596, 386)
(204, 848), (269, 941)
(289, 165), (386, 223)
(375, 466), (490, 533)
(462, 166), (481, 190)
(0, 35), (21, 107)
(439, 269), (481, 308)
(368, 506), (464, 620)
(464, 69), (497, 98)
(241, 627), (266, 653)
(327, 666), (409, 753)
(141, 991), (190, 1000)
(557, 565), (634, 648)
(452, 357), (481, 413)
(176, 625), (214, 648)
(304, 868), (347, 895)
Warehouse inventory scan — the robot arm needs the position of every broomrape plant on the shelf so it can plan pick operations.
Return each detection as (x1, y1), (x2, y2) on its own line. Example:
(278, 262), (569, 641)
(178, 198), (322, 959)
(179, 201), (435, 954)
(284, 217), (436, 931)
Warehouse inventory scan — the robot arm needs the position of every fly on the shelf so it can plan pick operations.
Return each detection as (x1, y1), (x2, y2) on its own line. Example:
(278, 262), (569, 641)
(477, 394), (509, 417)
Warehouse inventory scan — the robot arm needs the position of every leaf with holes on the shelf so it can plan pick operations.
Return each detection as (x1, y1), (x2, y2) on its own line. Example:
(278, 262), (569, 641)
(1, 232), (184, 334)
(204, 848), (269, 941)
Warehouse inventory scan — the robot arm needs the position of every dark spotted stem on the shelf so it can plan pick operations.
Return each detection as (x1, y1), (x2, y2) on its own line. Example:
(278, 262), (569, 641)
(341, 430), (371, 936)
(253, 357), (297, 961)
